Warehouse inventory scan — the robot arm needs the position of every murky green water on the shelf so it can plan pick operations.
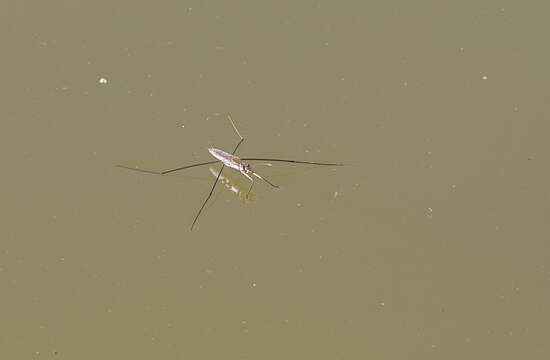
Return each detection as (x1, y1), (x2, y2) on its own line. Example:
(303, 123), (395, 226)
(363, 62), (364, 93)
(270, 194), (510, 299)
(2, 1), (549, 359)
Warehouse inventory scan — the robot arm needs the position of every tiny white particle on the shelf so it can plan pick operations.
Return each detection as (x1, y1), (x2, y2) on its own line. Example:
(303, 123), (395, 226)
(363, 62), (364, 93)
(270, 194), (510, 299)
(181, 124), (185, 128)
(333, 191), (339, 198)
(251, 282), (257, 287)
(98, 77), (108, 84)
(482, 75), (488, 80)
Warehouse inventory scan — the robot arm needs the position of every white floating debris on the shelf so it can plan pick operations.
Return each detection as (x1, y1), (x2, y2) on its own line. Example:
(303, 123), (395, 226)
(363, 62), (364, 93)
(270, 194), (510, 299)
(98, 77), (108, 84)
(180, 124), (185, 128)
(482, 75), (488, 80)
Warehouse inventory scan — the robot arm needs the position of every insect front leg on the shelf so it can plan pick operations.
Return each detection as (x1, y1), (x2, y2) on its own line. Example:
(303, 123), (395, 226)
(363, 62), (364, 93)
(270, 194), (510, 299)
(241, 171), (254, 199)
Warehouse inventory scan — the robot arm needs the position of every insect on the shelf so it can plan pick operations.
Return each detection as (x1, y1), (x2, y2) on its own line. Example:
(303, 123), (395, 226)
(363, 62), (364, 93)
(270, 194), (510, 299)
(118, 114), (343, 230)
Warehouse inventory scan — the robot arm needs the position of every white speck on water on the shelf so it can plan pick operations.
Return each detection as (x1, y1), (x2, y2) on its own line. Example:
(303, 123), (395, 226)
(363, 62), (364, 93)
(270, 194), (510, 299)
(251, 282), (257, 288)
(333, 191), (339, 199)
(482, 75), (488, 80)
(181, 124), (185, 128)
(98, 77), (108, 84)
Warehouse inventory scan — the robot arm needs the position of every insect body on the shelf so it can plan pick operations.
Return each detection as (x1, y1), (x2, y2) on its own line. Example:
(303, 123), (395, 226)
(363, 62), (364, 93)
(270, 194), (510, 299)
(208, 147), (278, 200)
(208, 148), (245, 172)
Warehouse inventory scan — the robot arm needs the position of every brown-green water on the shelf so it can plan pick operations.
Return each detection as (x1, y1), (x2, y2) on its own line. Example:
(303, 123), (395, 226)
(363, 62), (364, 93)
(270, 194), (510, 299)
(2, 1), (549, 359)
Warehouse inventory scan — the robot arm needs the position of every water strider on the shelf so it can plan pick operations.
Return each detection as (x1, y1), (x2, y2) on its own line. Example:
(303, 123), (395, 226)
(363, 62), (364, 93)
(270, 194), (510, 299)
(117, 114), (343, 230)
